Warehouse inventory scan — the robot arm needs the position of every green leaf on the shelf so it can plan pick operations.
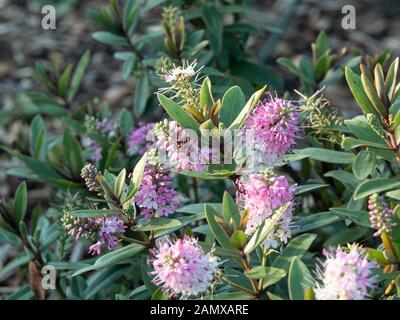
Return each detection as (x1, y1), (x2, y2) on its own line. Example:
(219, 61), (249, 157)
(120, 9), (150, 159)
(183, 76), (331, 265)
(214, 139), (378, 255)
(200, 291), (255, 300)
(313, 31), (330, 59)
(128, 285), (150, 299)
(296, 184), (329, 196)
(29, 115), (47, 160)
(352, 150), (376, 180)
(228, 85), (267, 130)
(157, 93), (199, 132)
(130, 153), (148, 194)
(244, 204), (288, 255)
(205, 204), (238, 253)
(219, 86), (246, 127)
(245, 267), (286, 288)
(0, 227), (21, 245)
(314, 54), (332, 82)
(294, 148), (354, 164)
(345, 67), (377, 115)
(367, 248), (390, 267)
(324, 170), (359, 191)
(67, 50), (90, 102)
(133, 72), (150, 118)
(155, 212), (206, 238)
(73, 244), (145, 276)
(6, 286), (33, 300)
(83, 265), (131, 299)
(345, 116), (386, 144)
(231, 61), (283, 91)
(354, 178), (400, 200)
(0, 255), (30, 281)
(386, 189), (400, 201)
(69, 209), (121, 218)
(57, 64), (72, 97)
(230, 230), (247, 249)
(222, 192), (240, 228)
(103, 139), (121, 173)
(324, 227), (368, 247)
(329, 208), (370, 227)
(202, 5), (223, 54)
(151, 287), (168, 300)
(277, 57), (314, 86)
(299, 56), (316, 86)
(6, 167), (38, 181)
(18, 155), (79, 190)
(200, 77), (214, 110)
(385, 57), (399, 101)
(288, 257), (313, 300)
(63, 128), (83, 176)
(123, 1), (140, 36)
(266, 292), (284, 300)
(119, 108), (134, 136)
(13, 182), (28, 223)
(293, 213), (341, 234)
(48, 261), (91, 271)
(114, 169), (126, 199)
(342, 137), (388, 150)
(361, 72), (387, 116)
(177, 203), (221, 215)
(118, 52), (136, 79)
(92, 31), (129, 47)
(134, 217), (182, 232)
(271, 234), (316, 272)
(223, 267), (253, 291)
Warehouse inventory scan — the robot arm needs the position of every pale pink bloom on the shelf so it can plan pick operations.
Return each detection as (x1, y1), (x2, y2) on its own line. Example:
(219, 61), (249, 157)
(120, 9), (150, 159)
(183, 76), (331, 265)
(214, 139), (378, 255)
(236, 171), (295, 248)
(149, 236), (218, 297)
(314, 244), (377, 300)
(134, 163), (180, 218)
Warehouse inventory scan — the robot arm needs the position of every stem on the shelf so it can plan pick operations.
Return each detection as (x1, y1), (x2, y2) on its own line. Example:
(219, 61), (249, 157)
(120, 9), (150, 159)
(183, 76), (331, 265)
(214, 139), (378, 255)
(381, 231), (398, 260)
(222, 278), (257, 296)
(19, 234), (66, 299)
(384, 264), (399, 296)
(258, 246), (268, 291)
(120, 235), (149, 247)
(240, 251), (260, 298)
(192, 177), (199, 203)
(387, 132), (400, 166)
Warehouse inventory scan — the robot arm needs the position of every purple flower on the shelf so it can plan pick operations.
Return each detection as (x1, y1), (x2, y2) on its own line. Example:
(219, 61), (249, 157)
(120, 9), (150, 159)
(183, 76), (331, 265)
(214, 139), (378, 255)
(153, 120), (208, 172)
(62, 214), (126, 255)
(244, 95), (300, 167)
(236, 170), (295, 248)
(368, 194), (396, 237)
(149, 236), (218, 297)
(134, 163), (180, 218)
(96, 117), (115, 135)
(83, 138), (102, 162)
(128, 123), (155, 156)
(314, 244), (377, 300)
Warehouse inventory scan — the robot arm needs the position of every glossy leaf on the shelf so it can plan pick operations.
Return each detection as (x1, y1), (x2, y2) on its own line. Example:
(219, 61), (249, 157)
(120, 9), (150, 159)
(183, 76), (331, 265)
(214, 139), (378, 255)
(288, 258), (313, 300)
(67, 50), (90, 102)
(157, 93), (199, 132)
(354, 178), (400, 200)
(13, 181), (28, 223)
(345, 67), (376, 115)
(352, 150), (376, 180)
(219, 86), (246, 127)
